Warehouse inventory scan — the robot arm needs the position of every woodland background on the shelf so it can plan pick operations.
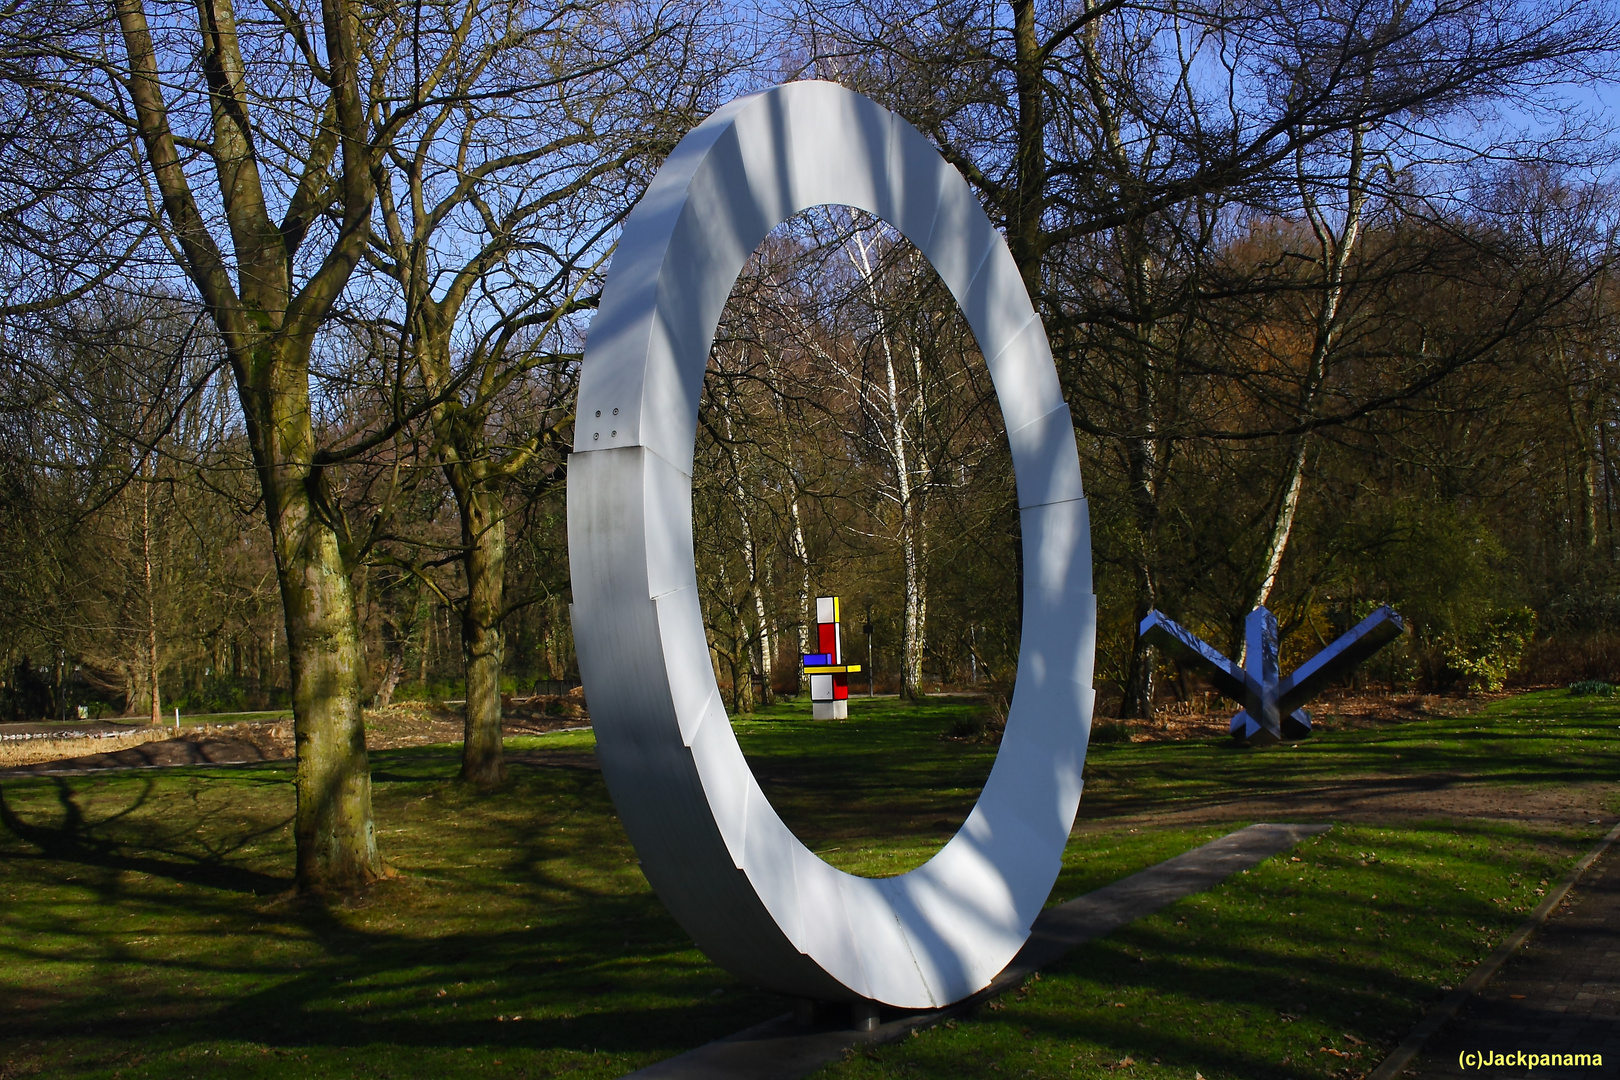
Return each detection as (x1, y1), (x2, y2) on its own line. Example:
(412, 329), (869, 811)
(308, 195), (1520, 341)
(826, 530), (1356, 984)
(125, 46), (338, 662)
(3, 0), (1620, 734)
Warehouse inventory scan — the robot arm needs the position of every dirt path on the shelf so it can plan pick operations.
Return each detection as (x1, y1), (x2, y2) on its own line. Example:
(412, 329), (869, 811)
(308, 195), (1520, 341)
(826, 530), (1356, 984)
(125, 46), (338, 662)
(1075, 776), (1615, 833)
(0, 732), (288, 776)
(6, 691), (1605, 837)
(0, 701), (592, 778)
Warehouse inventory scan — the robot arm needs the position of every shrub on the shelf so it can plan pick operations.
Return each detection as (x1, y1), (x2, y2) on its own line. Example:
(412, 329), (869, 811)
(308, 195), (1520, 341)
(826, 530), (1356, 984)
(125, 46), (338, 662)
(1436, 607), (1537, 691)
(1568, 680), (1615, 697)
(1089, 720), (1133, 743)
(944, 695), (1008, 743)
(1520, 632), (1620, 685)
(171, 673), (255, 715)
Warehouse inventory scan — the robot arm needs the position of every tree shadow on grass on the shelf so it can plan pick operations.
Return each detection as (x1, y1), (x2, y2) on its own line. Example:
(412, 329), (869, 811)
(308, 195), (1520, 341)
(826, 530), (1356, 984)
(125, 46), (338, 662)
(1073, 718), (1619, 825)
(0, 758), (788, 1072)
(920, 821), (1591, 1080)
(0, 776), (291, 895)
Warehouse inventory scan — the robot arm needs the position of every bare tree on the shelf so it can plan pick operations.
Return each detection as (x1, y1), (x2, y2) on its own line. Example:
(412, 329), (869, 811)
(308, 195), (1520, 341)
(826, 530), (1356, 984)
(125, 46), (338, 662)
(0, 0), (454, 887)
(794, 0), (1620, 716)
(363, 0), (729, 787)
(703, 208), (1000, 700)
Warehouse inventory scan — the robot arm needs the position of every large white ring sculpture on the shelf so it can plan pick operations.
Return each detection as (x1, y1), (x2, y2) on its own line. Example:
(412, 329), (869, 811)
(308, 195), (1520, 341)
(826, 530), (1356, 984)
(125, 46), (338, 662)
(567, 81), (1096, 1008)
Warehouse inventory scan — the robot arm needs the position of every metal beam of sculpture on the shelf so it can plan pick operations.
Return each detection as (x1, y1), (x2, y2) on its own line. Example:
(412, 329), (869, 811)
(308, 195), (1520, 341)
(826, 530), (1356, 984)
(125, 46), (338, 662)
(804, 596), (861, 719)
(1140, 605), (1405, 745)
(567, 81), (1095, 1009)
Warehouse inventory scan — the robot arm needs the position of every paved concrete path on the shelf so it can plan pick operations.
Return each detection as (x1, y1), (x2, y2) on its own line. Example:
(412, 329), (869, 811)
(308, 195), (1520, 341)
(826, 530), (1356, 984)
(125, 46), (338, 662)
(1402, 837), (1620, 1080)
(622, 821), (1330, 1080)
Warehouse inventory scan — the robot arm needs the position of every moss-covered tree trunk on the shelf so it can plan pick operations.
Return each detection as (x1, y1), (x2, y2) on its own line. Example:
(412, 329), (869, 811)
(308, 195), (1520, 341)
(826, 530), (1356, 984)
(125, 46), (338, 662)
(457, 478), (507, 789)
(249, 340), (381, 889)
(274, 496), (379, 886)
(411, 312), (516, 791)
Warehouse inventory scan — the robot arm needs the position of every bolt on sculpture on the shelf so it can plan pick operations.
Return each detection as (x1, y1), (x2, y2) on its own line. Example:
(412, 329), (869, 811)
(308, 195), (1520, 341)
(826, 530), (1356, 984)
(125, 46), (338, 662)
(804, 596), (861, 719)
(567, 80), (1095, 1009)
(1139, 605), (1405, 745)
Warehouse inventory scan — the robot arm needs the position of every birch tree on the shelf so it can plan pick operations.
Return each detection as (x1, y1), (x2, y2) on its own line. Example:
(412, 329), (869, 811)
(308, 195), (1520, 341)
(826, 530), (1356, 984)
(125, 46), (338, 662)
(1239, 122), (1374, 639)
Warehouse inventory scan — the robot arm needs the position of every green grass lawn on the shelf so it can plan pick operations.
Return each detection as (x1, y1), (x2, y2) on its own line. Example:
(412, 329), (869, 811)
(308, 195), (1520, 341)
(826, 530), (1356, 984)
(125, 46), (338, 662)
(0, 691), (1615, 1079)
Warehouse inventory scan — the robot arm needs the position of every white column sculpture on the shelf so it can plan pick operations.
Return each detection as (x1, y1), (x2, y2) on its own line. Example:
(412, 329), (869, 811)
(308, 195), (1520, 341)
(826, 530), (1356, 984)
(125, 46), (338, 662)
(567, 81), (1096, 1009)
(804, 595), (859, 719)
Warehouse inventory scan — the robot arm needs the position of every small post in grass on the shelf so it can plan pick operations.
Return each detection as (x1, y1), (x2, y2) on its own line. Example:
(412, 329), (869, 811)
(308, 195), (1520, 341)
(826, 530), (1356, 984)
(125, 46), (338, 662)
(863, 606), (874, 697)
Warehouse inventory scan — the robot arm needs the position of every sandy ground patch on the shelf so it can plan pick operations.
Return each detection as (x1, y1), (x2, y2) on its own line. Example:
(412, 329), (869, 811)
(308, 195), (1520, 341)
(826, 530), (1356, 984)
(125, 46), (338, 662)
(0, 696), (591, 777)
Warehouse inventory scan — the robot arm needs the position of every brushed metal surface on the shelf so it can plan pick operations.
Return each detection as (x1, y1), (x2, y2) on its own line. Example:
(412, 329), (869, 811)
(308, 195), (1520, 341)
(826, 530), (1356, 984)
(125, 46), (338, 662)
(568, 80), (1094, 1008)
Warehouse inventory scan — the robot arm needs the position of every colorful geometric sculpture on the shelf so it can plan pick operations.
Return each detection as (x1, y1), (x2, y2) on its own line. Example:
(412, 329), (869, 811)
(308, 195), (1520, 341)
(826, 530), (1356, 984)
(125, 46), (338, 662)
(566, 80), (1095, 1010)
(804, 596), (862, 719)
(1139, 604), (1405, 746)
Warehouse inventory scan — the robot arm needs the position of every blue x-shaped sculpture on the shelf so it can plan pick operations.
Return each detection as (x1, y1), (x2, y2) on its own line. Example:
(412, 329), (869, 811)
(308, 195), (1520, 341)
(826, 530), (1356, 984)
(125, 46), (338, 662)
(1139, 604), (1405, 745)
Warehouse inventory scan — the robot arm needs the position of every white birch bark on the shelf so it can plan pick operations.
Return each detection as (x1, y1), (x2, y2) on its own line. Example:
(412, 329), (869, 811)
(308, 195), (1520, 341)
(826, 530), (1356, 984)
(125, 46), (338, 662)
(850, 229), (928, 697)
(721, 407), (774, 704)
(1245, 121), (1371, 634)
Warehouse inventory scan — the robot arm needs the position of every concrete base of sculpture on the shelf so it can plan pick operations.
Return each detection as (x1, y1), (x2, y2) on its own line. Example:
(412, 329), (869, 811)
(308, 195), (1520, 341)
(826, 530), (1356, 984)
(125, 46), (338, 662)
(1141, 605), (1404, 746)
(812, 700), (848, 720)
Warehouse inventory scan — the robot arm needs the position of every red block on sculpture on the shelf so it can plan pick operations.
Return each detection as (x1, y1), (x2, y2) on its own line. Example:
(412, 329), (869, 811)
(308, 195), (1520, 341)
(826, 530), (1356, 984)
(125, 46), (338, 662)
(817, 623), (840, 662)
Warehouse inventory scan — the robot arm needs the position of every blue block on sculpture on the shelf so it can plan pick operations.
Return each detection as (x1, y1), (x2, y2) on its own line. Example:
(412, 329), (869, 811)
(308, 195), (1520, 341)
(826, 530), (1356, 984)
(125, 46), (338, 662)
(1142, 604), (1404, 746)
(802, 653), (832, 666)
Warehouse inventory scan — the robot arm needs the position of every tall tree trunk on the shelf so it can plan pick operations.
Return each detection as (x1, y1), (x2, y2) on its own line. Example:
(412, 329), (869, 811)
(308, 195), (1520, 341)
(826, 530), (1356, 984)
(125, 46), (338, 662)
(750, 578), (774, 705)
(721, 410), (774, 705)
(1565, 387), (1599, 557)
(1600, 417), (1616, 563)
(788, 494), (812, 693)
(413, 308), (522, 790)
(1241, 122), (1369, 644)
(1008, 0), (1046, 298)
(141, 470), (162, 726)
(1248, 437), (1308, 616)
(457, 481), (507, 789)
(715, 559), (753, 712)
(1080, 18), (1166, 721)
(852, 232), (929, 698)
(1121, 431), (1160, 719)
(116, 0), (383, 893)
(1117, 234), (1163, 721)
(888, 343), (926, 699)
(419, 602), (433, 686)
(756, 557), (777, 706)
(263, 440), (380, 891)
(374, 653), (403, 710)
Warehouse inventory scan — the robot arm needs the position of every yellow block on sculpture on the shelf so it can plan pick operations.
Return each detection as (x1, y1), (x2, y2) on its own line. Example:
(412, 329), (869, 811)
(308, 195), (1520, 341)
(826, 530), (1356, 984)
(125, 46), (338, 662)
(802, 664), (861, 674)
